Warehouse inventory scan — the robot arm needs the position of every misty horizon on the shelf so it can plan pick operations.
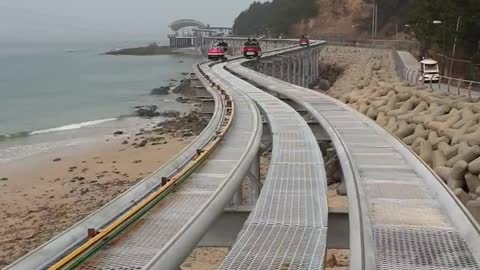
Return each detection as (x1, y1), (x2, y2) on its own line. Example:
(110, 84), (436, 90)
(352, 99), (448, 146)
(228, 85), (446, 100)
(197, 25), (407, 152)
(0, 0), (263, 43)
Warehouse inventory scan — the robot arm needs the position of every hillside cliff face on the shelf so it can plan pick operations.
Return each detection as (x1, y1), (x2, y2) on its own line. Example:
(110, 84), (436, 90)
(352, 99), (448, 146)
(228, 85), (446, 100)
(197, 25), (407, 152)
(291, 0), (371, 39)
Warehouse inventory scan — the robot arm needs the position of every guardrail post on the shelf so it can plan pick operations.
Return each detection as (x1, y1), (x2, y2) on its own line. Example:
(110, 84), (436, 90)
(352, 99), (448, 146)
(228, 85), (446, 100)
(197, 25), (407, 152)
(269, 61), (275, 78)
(280, 59), (284, 81)
(293, 58), (298, 85)
(309, 51), (314, 85)
(447, 77), (452, 93)
(301, 57), (306, 87)
(286, 56), (291, 83)
(468, 81), (473, 97)
(457, 80), (462, 96)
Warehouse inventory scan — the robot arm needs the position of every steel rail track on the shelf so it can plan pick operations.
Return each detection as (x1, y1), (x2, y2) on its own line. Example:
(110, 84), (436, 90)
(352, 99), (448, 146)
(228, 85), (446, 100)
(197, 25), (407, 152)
(215, 59), (329, 269)
(229, 48), (480, 269)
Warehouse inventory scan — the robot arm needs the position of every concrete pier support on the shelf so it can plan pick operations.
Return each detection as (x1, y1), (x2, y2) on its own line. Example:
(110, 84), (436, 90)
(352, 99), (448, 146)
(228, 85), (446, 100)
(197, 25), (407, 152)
(251, 45), (324, 88)
(293, 59), (298, 85)
(229, 188), (243, 208)
(279, 59), (284, 81)
(301, 58), (306, 87)
(269, 61), (275, 77)
(248, 153), (261, 205)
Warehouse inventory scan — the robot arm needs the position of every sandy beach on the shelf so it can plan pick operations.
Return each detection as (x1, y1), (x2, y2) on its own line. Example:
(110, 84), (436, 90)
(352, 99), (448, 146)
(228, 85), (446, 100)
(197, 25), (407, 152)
(0, 110), (207, 268)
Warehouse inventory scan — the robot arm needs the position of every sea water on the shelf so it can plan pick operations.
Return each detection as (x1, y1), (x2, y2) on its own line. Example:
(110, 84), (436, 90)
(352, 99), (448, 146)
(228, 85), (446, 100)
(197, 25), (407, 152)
(0, 40), (203, 161)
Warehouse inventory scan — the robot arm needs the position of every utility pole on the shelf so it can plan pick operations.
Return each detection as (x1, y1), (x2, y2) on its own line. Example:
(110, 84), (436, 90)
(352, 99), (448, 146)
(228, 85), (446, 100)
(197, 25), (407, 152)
(395, 23), (398, 49)
(442, 23), (447, 75)
(372, 0), (377, 39)
(375, 3), (378, 38)
(449, 16), (461, 77)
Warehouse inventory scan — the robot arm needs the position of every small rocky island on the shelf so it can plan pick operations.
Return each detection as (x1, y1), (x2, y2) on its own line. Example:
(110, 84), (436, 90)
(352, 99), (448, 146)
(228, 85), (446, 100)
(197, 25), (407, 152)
(105, 43), (179, 56)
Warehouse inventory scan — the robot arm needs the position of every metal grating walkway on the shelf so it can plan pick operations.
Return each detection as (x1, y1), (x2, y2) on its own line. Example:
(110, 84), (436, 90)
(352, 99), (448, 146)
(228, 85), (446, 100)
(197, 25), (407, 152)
(230, 59), (480, 270)
(214, 63), (328, 270)
(77, 62), (262, 270)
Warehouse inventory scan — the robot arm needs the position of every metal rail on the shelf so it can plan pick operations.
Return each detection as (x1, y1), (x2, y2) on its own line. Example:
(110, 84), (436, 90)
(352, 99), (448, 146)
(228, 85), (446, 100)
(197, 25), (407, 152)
(217, 61), (328, 269)
(230, 50), (480, 269)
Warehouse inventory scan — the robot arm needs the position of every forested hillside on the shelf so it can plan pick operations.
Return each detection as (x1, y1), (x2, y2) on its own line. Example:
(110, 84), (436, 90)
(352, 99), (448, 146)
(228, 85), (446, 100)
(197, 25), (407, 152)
(234, 0), (480, 56)
(233, 0), (318, 36)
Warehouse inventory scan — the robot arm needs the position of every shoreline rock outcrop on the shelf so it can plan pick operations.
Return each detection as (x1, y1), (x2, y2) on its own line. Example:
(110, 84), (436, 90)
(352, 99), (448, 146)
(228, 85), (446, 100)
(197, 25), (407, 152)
(105, 43), (179, 56)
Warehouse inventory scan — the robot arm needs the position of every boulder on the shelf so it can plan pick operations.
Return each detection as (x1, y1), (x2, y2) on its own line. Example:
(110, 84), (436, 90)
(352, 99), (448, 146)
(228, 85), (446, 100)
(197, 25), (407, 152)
(337, 182), (347, 196)
(150, 86), (170, 95)
(159, 110), (180, 118)
(136, 105), (160, 118)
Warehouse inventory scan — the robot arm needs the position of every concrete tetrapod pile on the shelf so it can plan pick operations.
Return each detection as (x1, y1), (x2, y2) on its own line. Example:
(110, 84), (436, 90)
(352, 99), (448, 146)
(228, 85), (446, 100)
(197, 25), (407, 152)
(320, 46), (480, 220)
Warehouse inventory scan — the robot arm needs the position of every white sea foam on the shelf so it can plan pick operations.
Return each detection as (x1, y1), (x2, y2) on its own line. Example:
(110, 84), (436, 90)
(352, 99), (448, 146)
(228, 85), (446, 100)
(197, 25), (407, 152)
(30, 118), (117, 135)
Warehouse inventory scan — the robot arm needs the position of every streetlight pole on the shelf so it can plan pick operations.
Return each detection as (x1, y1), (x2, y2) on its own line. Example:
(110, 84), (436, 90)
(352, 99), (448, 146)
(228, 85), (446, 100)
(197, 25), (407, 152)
(372, 0), (377, 39)
(434, 20), (447, 75)
(442, 23), (447, 75)
(449, 16), (461, 77)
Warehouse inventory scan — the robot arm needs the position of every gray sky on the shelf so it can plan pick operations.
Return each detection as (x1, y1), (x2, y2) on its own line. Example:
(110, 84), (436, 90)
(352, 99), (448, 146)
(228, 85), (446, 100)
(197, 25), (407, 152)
(0, 0), (262, 42)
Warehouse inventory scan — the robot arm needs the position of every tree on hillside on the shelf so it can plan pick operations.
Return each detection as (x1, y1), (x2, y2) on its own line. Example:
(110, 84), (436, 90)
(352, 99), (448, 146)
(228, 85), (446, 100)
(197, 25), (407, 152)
(404, 0), (480, 57)
(233, 0), (318, 37)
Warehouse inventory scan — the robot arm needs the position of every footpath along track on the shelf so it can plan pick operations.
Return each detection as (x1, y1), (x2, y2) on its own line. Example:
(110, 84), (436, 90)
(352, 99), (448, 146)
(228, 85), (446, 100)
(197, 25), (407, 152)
(228, 45), (480, 269)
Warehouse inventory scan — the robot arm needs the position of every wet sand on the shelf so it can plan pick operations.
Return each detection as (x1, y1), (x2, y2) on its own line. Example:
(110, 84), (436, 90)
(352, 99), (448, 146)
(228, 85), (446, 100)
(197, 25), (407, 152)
(0, 121), (202, 267)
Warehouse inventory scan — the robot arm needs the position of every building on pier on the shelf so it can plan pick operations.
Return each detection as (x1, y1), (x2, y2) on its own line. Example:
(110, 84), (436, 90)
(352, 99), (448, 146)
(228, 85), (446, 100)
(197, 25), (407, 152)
(168, 19), (232, 49)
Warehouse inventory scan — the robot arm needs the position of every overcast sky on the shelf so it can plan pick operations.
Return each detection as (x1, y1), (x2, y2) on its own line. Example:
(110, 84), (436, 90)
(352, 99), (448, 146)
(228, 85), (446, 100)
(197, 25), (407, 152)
(0, 0), (262, 42)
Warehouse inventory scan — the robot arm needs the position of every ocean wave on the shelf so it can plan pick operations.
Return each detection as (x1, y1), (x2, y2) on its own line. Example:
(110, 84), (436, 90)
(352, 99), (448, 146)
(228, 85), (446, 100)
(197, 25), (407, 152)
(0, 131), (31, 140)
(30, 118), (117, 135)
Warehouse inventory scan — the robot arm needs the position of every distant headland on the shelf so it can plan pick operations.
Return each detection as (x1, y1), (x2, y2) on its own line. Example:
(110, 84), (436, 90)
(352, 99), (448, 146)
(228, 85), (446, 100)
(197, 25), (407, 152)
(104, 43), (181, 56)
